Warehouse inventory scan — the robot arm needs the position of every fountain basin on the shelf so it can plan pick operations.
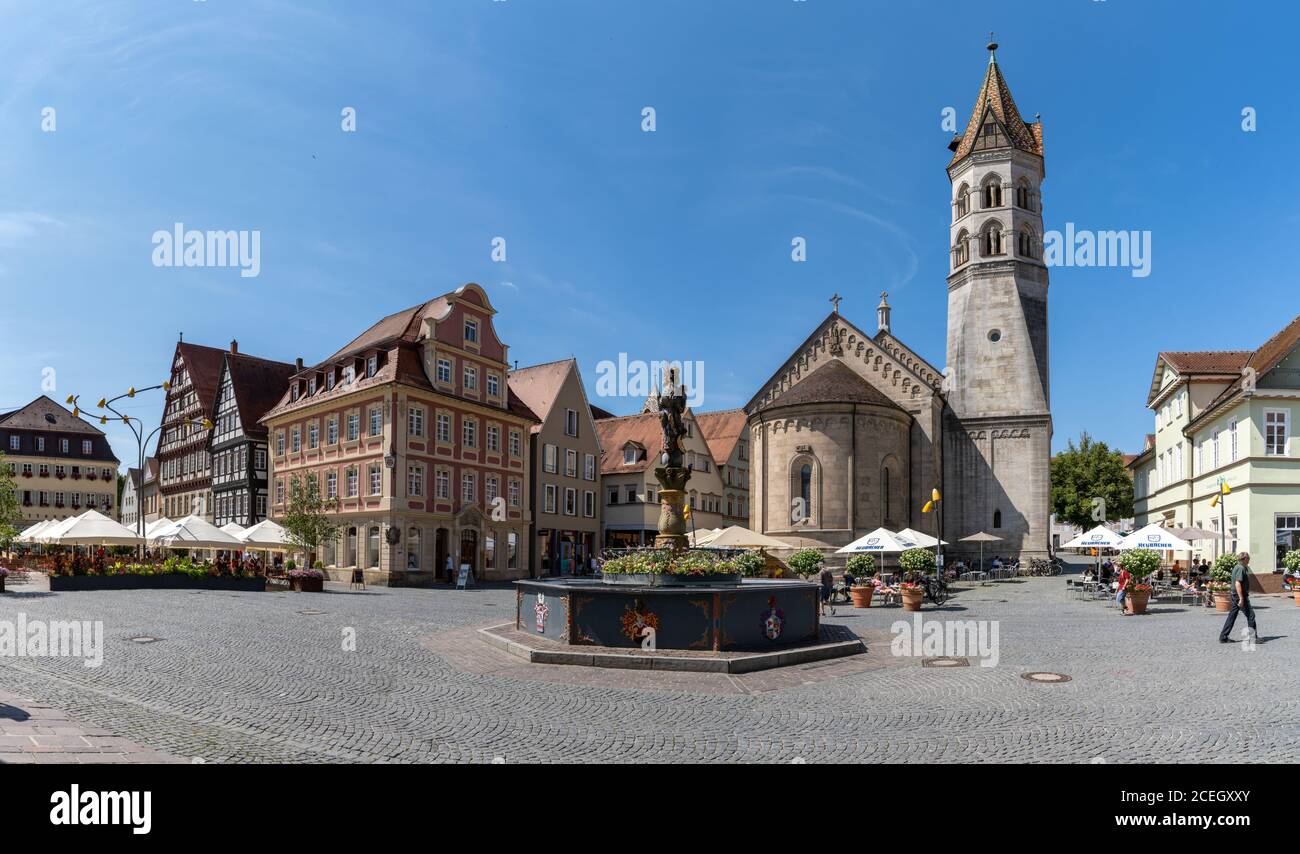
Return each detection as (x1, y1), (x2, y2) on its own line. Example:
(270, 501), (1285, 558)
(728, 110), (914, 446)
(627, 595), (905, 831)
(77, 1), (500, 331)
(515, 577), (820, 651)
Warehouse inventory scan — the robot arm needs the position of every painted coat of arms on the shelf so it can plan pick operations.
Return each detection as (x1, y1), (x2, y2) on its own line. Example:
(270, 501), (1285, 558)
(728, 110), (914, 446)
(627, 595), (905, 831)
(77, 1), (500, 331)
(534, 593), (549, 634)
(620, 599), (660, 644)
(761, 596), (785, 641)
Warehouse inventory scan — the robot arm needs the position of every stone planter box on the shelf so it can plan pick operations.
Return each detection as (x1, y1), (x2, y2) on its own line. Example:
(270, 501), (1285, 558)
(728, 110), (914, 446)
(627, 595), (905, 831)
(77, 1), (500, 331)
(602, 572), (742, 587)
(290, 576), (325, 592)
(49, 574), (267, 592)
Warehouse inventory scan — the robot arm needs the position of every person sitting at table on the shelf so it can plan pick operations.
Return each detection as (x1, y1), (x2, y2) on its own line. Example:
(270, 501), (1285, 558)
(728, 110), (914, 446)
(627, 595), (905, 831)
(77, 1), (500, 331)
(1082, 567), (1096, 583)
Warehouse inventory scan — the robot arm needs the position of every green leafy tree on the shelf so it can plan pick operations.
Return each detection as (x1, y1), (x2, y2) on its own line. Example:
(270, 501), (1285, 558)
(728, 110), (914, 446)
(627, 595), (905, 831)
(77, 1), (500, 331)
(1050, 432), (1134, 530)
(898, 547), (935, 581)
(845, 554), (877, 581)
(0, 451), (21, 550)
(786, 548), (824, 579)
(280, 473), (340, 567)
(1117, 548), (1160, 584)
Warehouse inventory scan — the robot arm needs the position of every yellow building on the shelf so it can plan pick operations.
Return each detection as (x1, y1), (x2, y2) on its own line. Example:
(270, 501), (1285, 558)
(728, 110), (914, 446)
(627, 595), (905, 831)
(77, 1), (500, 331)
(1129, 315), (1300, 574)
(1, 396), (120, 525)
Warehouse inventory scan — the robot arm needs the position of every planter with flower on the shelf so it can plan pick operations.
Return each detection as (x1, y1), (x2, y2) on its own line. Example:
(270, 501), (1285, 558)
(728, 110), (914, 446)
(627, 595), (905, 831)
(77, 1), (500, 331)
(845, 554), (877, 608)
(897, 547), (934, 611)
(1209, 554), (1236, 612)
(1117, 548), (1160, 614)
(1284, 549), (1300, 607)
(600, 549), (744, 586)
(0, 566), (8, 594)
(287, 566), (325, 592)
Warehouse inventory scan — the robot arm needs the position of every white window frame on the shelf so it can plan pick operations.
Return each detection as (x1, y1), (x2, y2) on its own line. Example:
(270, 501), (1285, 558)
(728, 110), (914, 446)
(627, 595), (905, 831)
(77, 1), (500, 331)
(1265, 409), (1290, 456)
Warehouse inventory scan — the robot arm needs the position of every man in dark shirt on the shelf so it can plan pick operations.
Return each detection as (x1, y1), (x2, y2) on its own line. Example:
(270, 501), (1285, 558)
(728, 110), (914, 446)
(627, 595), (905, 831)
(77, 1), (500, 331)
(1218, 552), (1257, 643)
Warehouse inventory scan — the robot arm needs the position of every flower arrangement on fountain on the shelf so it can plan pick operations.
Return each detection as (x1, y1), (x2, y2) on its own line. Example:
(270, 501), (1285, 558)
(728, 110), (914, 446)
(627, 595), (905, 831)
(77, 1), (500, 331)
(600, 549), (743, 577)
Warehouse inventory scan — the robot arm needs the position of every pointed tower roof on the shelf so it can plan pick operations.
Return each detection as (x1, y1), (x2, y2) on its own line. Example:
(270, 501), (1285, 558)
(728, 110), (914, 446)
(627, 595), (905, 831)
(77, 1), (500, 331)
(948, 40), (1043, 166)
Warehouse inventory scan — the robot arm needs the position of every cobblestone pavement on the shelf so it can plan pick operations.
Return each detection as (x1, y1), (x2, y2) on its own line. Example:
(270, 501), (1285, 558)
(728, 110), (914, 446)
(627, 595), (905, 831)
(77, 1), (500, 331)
(1, 688), (182, 764)
(1, 565), (1296, 763)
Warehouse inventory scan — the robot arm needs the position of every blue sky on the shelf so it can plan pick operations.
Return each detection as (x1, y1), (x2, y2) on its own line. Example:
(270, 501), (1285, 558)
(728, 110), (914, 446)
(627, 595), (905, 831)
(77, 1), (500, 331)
(1, 0), (1295, 467)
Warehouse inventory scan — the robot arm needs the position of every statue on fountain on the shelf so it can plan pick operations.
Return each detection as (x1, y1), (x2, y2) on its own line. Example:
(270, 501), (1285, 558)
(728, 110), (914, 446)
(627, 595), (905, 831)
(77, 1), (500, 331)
(651, 366), (691, 551)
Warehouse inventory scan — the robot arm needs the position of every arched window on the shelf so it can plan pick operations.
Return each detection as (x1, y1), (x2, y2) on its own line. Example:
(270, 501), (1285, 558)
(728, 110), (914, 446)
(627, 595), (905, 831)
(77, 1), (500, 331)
(1015, 178), (1033, 210)
(993, 509), (1003, 529)
(881, 466), (892, 524)
(981, 222), (1004, 257)
(955, 183), (970, 219)
(800, 464), (812, 517)
(953, 229), (970, 268)
(1018, 227), (1036, 258)
(981, 176), (1003, 209)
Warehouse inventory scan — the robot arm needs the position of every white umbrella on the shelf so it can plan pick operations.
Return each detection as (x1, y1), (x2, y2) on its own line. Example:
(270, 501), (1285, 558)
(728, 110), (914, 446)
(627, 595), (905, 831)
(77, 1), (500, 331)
(1117, 523), (1194, 553)
(220, 522), (247, 537)
(688, 528), (723, 547)
(700, 526), (794, 550)
(150, 515), (244, 549)
(38, 513), (86, 544)
(238, 519), (291, 550)
(836, 528), (919, 554)
(1061, 524), (1126, 550)
(16, 520), (52, 543)
(143, 517), (175, 538)
(896, 528), (948, 548)
(51, 510), (144, 546)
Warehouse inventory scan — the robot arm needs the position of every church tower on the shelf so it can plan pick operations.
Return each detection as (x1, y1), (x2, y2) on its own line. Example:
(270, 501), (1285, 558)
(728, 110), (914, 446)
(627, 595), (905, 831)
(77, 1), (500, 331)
(943, 40), (1052, 559)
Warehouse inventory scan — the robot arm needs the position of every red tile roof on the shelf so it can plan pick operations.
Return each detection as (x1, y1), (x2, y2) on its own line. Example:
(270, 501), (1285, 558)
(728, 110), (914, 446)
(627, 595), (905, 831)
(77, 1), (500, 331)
(949, 52), (1043, 166)
(694, 409), (747, 465)
(595, 413), (662, 474)
(508, 359), (575, 434)
(176, 342), (229, 416)
(1185, 314), (1300, 430)
(223, 352), (297, 440)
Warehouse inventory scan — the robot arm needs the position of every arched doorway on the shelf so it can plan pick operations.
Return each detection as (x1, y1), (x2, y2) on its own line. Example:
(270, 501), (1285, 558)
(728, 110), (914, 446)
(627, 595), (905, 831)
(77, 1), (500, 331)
(460, 529), (478, 579)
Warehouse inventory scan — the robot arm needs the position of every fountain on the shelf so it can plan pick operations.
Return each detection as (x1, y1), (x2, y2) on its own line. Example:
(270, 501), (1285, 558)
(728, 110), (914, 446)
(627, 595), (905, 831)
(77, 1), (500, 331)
(514, 368), (821, 652)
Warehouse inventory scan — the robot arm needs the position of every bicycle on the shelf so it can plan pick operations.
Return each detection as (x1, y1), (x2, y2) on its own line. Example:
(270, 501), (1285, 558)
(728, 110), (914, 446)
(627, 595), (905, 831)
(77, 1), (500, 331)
(922, 574), (951, 607)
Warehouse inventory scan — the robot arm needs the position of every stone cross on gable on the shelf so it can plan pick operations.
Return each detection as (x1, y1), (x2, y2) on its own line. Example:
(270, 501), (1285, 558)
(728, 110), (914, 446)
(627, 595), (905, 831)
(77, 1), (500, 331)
(829, 293), (842, 314)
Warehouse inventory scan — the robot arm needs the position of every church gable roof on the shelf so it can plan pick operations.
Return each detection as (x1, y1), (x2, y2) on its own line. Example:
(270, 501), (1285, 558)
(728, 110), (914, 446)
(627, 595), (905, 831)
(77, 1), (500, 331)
(756, 360), (904, 413)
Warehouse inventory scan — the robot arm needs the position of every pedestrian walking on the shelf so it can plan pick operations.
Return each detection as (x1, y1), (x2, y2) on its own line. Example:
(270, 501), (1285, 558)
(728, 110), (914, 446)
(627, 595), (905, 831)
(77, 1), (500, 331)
(1115, 565), (1131, 614)
(1218, 551), (1258, 644)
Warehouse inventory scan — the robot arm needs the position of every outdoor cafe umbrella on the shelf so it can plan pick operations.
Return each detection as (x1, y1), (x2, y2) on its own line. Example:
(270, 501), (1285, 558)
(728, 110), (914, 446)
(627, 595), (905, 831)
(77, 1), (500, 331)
(50, 509), (144, 547)
(1061, 524), (1126, 577)
(220, 522), (247, 538)
(1116, 523), (1195, 553)
(15, 520), (52, 543)
(701, 526), (794, 550)
(143, 517), (175, 538)
(149, 515), (244, 550)
(237, 519), (291, 551)
(688, 527), (722, 547)
(896, 528), (948, 549)
(836, 528), (918, 554)
(958, 531), (1002, 578)
(37, 513), (85, 544)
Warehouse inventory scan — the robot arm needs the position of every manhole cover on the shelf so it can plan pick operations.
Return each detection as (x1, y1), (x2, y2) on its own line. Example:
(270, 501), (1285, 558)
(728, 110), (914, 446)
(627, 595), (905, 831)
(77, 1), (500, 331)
(297, 609), (326, 616)
(922, 657), (969, 668)
(1021, 671), (1072, 683)
(127, 636), (162, 644)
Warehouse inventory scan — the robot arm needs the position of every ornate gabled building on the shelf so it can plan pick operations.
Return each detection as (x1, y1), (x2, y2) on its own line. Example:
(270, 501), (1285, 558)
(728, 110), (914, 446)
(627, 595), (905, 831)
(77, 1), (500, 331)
(744, 42), (1052, 561)
(261, 283), (538, 585)
(209, 342), (296, 528)
(157, 341), (227, 521)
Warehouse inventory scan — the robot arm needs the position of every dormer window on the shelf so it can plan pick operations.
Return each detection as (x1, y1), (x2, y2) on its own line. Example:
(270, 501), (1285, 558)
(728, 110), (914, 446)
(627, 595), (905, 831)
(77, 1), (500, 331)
(326, 370), (335, 391)
(464, 317), (479, 344)
(290, 384), (299, 402)
(366, 355), (378, 378)
(344, 365), (355, 386)
(623, 446), (638, 465)
(308, 376), (317, 395)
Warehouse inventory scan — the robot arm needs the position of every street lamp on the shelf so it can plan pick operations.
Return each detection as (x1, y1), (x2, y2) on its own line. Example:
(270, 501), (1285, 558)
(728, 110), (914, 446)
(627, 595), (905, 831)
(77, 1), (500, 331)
(67, 385), (213, 556)
(922, 487), (943, 572)
(1209, 480), (1231, 561)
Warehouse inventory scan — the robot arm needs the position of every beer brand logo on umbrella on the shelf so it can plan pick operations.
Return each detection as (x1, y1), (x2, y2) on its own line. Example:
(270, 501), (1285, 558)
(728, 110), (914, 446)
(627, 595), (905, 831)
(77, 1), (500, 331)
(867, 537), (880, 546)
(1147, 534), (1161, 543)
(534, 593), (549, 634)
(761, 596), (785, 641)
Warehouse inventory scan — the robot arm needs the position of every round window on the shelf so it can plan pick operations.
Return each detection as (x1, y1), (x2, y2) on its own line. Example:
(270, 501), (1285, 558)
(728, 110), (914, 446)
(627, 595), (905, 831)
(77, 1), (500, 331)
(988, 329), (1002, 342)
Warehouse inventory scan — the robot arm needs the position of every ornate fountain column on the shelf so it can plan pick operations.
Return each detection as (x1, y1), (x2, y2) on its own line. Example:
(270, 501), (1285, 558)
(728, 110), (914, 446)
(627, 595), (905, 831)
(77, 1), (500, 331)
(651, 367), (691, 552)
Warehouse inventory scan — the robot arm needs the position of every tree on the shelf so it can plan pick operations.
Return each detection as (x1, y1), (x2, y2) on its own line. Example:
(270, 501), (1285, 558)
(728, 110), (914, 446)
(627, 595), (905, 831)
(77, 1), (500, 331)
(1050, 432), (1134, 530)
(0, 452), (20, 551)
(280, 473), (340, 567)
(786, 548), (824, 579)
